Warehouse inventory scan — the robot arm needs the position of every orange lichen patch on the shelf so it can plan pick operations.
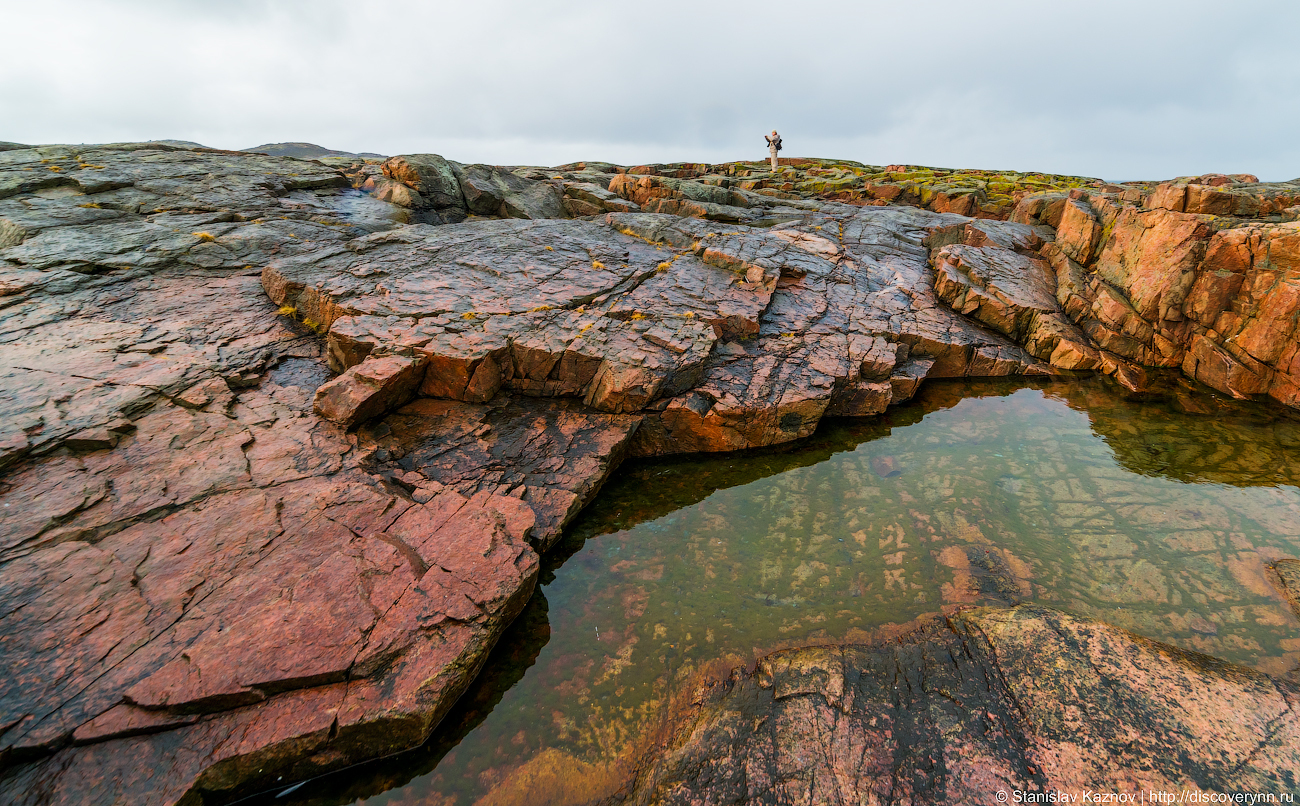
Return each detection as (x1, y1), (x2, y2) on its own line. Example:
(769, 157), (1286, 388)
(192, 232), (217, 243)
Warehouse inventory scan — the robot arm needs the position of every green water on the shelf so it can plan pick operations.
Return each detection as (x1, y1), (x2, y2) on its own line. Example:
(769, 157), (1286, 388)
(271, 377), (1300, 806)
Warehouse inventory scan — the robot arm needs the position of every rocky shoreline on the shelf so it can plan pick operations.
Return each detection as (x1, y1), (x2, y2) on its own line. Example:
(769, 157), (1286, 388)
(1, 141), (1298, 803)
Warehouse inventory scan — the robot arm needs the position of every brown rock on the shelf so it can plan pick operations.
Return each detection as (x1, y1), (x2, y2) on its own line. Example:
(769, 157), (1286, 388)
(359, 396), (641, 549)
(9, 144), (1300, 805)
(1182, 334), (1271, 399)
(313, 353), (428, 428)
(1056, 198), (1102, 265)
(620, 606), (1300, 803)
(175, 377), (234, 412)
(1094, 206), (1211, 324)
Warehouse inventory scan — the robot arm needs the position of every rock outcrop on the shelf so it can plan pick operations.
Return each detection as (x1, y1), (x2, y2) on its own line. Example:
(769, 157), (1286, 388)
(3, 140), (1299, 804)
(1013, 178), (1300, 401)
(619, 605), (1300, 803)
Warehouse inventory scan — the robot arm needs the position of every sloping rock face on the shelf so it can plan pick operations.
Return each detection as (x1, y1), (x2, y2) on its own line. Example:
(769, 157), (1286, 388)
(358, 396), (642, 551)
(0, 145), (658, 805)
(261, 207), (1052, 455)
(620, 605), (1300, 803)
(1012, 177), (1300, 401)
(3, 141), (1299, 805)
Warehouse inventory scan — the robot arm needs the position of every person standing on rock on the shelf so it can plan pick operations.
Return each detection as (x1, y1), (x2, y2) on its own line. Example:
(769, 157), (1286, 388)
(765, 130), (782, 171)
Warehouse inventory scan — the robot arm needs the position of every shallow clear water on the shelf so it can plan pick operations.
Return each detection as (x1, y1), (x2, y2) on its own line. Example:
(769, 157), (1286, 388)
(270, 377), (1300, 806)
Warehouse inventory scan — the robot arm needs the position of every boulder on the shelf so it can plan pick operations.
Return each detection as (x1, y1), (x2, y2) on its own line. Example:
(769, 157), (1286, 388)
(381, 154), (466, 215)
(453, 163), (569, 219)
(313, 353), (428, 428)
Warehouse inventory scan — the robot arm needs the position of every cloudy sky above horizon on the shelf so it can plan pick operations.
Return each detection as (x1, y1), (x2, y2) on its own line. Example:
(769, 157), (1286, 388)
(3, 0), (1297, 181)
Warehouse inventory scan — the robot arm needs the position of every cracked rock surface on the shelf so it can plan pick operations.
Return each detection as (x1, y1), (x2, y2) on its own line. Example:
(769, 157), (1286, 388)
(619, 605), (1300, 804)
(2, 142), (1299, 804)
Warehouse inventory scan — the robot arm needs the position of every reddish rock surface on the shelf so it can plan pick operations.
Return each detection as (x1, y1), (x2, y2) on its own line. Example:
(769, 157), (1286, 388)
(1014, 179), (1300, 401)
(619, 606), (1300, 803)
(357, 396), (642, 551)
(3, 141), (1300, 804)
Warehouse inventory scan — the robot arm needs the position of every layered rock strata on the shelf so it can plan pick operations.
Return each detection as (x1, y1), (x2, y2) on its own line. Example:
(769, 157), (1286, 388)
(2, 140), (1299, 804)
(261, 207), (1054, 455)
(1012, 178), (1300, 402)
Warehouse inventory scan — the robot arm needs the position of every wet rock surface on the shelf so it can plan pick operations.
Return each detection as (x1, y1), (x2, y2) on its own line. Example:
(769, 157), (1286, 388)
(358, 396), (641, 551)
(2, 141), (1300, 804)
(620, 606), (1300, 804)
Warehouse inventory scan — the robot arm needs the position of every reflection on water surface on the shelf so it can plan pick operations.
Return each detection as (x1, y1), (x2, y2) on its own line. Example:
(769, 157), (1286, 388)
(270, 376), (1300, 806)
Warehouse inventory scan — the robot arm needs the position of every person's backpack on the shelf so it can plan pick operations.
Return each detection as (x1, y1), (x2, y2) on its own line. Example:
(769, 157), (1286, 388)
(773, 136), (783, 152)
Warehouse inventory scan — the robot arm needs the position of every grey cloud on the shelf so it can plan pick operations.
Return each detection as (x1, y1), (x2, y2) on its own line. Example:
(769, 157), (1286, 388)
(1, 0), (1296, 180)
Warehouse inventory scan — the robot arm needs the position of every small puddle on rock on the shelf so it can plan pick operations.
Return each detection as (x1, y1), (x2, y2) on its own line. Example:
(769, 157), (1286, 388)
(264, 376), (1300, 806)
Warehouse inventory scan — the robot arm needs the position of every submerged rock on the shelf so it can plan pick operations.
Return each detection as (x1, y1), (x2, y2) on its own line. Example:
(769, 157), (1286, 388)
(619, 606), (1300, 803)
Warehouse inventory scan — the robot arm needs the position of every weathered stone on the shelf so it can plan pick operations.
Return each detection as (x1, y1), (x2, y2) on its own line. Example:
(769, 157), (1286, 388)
(562, 181), (639, 214)
(620, 606), (1300, 803)
(451, 163), (569, 220)
(313, 353), (428, 428)
(932, 244), (1059, 340)
(381, 154), (466, 214)
(360, 396), (641, 550)
(1056, 197), (1102, 265)
(324, 310), (716, 414)
(175, 377), (234, 411)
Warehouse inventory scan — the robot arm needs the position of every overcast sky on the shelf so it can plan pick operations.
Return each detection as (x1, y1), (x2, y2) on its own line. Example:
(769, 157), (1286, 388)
(2, 0), (1297, 181)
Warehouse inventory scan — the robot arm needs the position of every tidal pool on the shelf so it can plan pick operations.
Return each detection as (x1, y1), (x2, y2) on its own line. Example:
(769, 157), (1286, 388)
(268, 376), (1300, 806)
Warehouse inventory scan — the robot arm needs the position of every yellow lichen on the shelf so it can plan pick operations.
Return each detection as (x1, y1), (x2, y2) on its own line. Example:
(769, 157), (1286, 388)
(302, 317), (320, 330)
(193, 232), (217, 242)
(278, 305), (297, 317)
(545, 245), (554, 251)
(77, 202), (103, 209)
(630, 312), (647, 321)
(592, 260), (605, 269)
(657, 262), (672, 271)
(529, 305), (553, 312)
(461, 311), (477, 320)
(47, 165), (61, 172)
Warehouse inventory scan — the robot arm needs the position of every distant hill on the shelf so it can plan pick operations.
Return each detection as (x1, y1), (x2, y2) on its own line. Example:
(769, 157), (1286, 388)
(242, 142), (386, 160)
(147, 139), (212, 149)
